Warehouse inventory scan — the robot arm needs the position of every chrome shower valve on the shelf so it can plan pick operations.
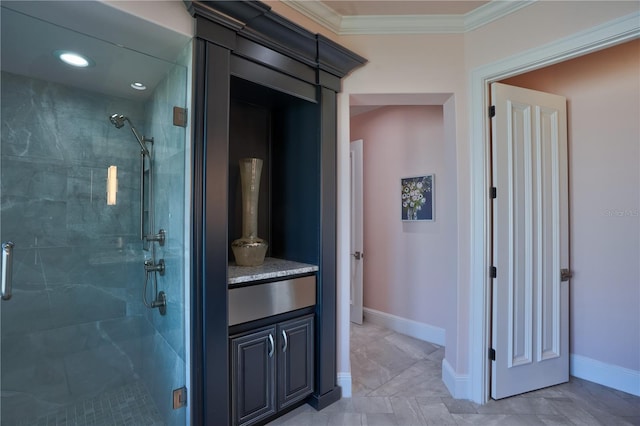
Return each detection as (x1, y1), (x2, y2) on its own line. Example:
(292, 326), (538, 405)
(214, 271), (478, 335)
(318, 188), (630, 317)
(144, 258), (165, 276)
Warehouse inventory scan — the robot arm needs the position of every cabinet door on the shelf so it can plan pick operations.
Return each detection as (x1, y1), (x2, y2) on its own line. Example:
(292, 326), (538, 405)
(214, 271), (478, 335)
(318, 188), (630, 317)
(277, 315), (314, 410)
(231, 327), (277, 426)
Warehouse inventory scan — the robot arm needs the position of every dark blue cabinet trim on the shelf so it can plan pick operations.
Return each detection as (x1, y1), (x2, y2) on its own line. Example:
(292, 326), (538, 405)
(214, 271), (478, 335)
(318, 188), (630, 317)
(188, 2), (366, 424)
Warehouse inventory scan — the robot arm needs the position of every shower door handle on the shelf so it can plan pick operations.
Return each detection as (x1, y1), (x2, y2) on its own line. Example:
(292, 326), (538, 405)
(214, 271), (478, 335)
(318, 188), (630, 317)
(2, 241), (15, 300)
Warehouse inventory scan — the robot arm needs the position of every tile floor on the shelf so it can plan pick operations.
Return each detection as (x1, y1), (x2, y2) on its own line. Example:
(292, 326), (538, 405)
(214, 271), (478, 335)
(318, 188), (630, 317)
(269, 320), (640, 425)
(9, 380), (163, 426)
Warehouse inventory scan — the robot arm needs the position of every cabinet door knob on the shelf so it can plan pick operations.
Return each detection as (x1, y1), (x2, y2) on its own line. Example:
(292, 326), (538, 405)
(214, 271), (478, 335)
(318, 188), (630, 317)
(282, 330), (288, 352)
(268, 333), (274, 358)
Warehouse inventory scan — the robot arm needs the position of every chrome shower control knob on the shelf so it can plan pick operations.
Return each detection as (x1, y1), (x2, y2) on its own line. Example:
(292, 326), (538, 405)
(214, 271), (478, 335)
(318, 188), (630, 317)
(144, 259), (165, 276)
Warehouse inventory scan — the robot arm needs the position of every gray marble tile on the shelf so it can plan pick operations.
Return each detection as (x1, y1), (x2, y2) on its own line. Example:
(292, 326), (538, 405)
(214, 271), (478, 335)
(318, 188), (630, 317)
(319, 398), (356, 414)
(363, 413), (399, 426)
(351, 335), (423, 380)
(477, 397), (561, 415)
(368, 361), (449, 398)
(594, 394), (640, 417)
(452, 414), (554, 425)
(1, 198), (68, 248)
(47, 284), (126, 327)
(414, 398), (457, 425)
(350, 321), (394, 350)
(63, 344), (137, 397)
(389, 397), (427, 426)
(0, 289), (52, 334)
(382, 332), (440, 360)
(327, 412), (364, 426)
(441, 396), (480, 414)
(272, 406), (330, 426)
(0, 157), (69, 200)
(6, 248), (46, 289)
(350, 348), (396, 394)
(351, 397), (394, 413)
(426, 346), (445, 363)
(577, 400), (639, 426)
(0, 360), (70, 424)
(545, 397), (601, 425)
(267, 321), (640, 426)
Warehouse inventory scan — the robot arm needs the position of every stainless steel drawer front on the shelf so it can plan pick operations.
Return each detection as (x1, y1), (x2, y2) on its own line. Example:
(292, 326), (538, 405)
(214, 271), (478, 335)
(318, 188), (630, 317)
(229, 275), (316, 326)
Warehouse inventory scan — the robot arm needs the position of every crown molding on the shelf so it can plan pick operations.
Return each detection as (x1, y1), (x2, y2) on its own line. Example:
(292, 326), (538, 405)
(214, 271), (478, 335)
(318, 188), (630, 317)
(283, 0), (343, 33)
(283, 0), (536, 35)
(464, 0), (535, 32)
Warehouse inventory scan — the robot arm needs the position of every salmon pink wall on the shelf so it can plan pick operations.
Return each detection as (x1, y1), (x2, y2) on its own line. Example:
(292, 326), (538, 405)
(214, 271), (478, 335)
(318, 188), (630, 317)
(501, 40), (640, 372)
(270, 0), (639, 397)
(350, 106), (456, 330)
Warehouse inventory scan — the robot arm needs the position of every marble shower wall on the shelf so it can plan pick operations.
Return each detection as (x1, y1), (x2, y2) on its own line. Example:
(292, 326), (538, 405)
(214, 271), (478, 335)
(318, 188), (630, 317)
(0, 69), (185, 424)
(1, 69), (148, 322)
(139, 44), (189, 425)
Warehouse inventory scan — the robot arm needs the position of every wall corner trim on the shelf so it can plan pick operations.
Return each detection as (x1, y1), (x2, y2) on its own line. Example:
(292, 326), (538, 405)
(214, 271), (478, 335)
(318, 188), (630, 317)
(442, 358), (471, 400)
(363, 307), (445, 346)
(337, 372), (352, 398)
(570, 354), (640, 397)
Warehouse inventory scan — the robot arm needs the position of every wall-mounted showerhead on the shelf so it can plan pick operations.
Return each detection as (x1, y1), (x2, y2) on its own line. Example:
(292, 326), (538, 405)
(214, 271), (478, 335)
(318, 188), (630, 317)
(108, 113), (151, 156)
(109, 113), (126, 129)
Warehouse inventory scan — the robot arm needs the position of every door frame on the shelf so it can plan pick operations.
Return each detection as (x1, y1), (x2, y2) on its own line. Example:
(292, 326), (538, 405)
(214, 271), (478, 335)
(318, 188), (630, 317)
(468, 13), (639, 404)
(349, 139), (364, 325)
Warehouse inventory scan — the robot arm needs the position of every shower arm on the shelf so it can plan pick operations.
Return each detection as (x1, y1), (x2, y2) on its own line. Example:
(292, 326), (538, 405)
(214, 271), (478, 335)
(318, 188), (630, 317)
(130, 126), (152, 156)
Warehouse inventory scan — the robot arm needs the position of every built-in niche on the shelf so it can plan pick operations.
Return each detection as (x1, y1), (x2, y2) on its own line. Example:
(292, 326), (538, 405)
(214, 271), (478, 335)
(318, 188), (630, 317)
(228, 76), (320, 266)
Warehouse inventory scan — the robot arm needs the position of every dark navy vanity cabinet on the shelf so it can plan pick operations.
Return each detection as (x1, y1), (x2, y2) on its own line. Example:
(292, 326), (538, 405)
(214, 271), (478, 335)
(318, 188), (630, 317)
(230, 314), (314, 426)
(187, 1), (365, 424)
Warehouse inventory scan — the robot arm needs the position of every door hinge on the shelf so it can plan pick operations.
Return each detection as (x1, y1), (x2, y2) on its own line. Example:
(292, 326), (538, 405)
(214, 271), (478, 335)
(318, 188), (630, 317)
(173, 386), (187, 409)
(173, 106), (188, 128)
(490, 187), (497, 199)
(489, 105), (496, 118)
(489, 348), (496, 361)
(490, 266), (497, 278)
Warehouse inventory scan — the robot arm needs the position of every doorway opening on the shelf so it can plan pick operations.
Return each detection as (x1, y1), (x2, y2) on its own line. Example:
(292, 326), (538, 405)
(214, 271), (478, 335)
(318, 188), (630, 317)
(470, 15), (639, 404)
(343, 93), (456, 397)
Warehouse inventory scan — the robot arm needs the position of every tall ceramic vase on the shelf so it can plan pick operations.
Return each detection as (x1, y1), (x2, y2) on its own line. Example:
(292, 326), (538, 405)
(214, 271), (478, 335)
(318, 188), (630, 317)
(231, 158), (268, 266)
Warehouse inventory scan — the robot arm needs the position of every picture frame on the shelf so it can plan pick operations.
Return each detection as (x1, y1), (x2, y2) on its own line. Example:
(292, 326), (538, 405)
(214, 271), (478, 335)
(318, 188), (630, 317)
(401, 174), (434, 221)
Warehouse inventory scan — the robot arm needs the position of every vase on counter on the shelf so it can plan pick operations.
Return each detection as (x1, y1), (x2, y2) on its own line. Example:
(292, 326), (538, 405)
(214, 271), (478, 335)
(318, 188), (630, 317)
(232, 157), (268, 266)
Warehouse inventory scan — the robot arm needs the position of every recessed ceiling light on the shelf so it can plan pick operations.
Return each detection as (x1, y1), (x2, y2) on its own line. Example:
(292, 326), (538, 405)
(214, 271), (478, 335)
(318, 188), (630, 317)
(54, 50), (93, 67)
(130, 82), (147, 91)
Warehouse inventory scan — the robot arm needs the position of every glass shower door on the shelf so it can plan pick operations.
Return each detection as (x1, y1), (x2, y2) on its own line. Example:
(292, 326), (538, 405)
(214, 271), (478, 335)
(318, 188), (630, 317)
(0, 4), (190, 425)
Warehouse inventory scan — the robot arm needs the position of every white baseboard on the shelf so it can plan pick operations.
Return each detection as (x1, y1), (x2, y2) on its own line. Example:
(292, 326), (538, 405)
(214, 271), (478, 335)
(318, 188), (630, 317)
(337, 372), (352, 398)
(571, 354), (640, 397)
(363, 307), (446, 346)
(442, 358), (471, 400)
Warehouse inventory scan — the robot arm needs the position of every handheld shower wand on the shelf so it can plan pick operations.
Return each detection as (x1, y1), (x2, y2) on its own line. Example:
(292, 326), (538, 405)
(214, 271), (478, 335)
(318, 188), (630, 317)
(109, 113), (152, 155)
(109, 113), (166, 315)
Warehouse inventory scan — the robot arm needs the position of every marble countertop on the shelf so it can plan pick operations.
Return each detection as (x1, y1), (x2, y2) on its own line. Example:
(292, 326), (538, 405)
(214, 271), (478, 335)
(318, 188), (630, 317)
(228, 257), (318, 285)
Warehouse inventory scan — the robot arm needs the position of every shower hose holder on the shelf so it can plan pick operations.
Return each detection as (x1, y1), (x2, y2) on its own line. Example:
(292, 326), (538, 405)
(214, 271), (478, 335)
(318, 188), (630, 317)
(145, 229), (166, 246)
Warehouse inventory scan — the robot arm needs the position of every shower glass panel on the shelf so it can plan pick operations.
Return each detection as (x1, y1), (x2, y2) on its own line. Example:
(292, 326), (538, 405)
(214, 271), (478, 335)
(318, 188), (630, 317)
(0, 4), (190, 425)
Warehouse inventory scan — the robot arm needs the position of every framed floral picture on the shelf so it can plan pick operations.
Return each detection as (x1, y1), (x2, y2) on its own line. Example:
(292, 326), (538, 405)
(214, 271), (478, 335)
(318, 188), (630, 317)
(401, 174), (434, 221)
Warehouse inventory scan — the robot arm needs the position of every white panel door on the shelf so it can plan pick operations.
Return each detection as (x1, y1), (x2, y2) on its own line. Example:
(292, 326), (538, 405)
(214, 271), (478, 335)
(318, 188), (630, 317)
(491, 82), (570, 399)
(350, 139), (364, 325)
